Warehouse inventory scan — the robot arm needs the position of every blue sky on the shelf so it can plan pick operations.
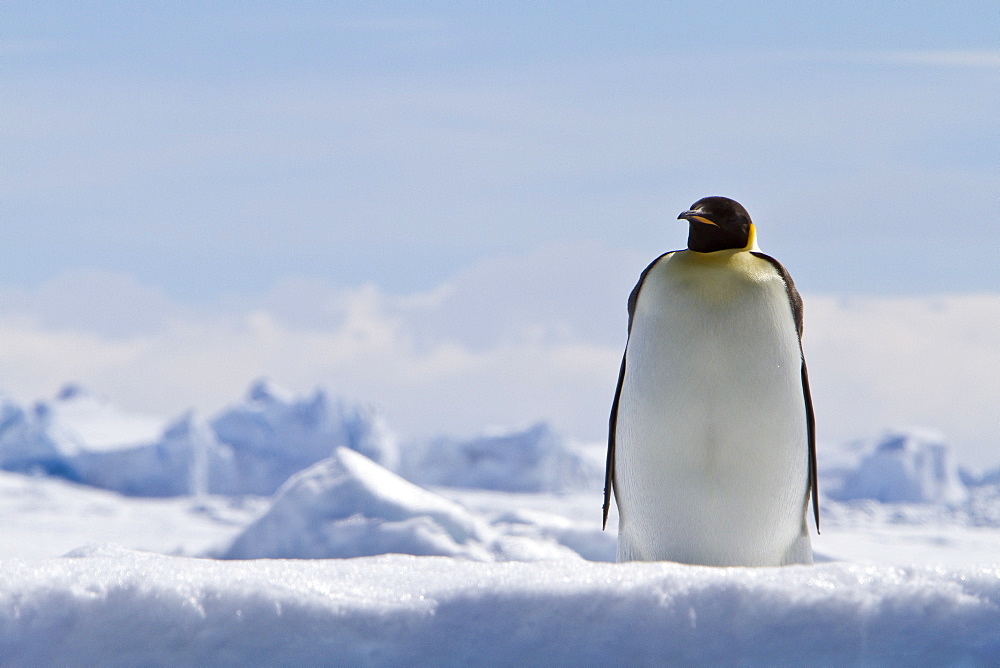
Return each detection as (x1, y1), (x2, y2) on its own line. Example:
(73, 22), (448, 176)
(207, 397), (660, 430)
(5, 1), (997, 296)
(2, 2), (998, 465)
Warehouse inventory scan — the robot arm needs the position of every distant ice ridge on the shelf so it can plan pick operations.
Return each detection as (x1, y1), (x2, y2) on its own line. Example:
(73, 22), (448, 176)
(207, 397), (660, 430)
(0, 384), (603, 500)
(401, 422), (602, 493)
(210, 379), (399, 495)
(825, 428), (969, 505)
(73, 413), (235, 497)
(0, 385), (166, 481)
(0, 381), (398, 497)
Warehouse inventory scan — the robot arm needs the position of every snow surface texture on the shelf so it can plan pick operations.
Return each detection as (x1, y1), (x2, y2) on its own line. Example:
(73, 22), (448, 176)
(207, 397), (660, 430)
(0, 471), (267, 560)
(0, 547), (997, 666)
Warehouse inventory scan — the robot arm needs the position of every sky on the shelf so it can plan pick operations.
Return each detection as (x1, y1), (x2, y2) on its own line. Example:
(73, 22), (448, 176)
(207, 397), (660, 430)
(2, 2), (998, 466)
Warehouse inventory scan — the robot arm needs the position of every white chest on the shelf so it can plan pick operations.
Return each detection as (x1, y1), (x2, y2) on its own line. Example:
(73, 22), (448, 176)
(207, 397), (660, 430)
(615, 250), (811, 565)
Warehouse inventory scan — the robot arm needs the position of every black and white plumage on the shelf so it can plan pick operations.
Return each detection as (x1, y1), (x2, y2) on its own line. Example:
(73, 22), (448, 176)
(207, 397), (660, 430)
(603, 196), (819, 566)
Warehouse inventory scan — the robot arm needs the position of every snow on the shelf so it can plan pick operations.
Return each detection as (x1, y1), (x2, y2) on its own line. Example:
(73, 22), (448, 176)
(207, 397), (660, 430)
(211, 379), (400, 495)
(0, 381), (398, 497)
(70, 413), (235, 497)
(401, 422), (602, 493)
(0, 471), (267, 560)
(832, 429), (969, 504)
(0, 384), (997, 664)
(224, 448), (495, 561)
(222, 448), (583, 562)
(0, 548), (996, 666)
(44, 384), (167, 452)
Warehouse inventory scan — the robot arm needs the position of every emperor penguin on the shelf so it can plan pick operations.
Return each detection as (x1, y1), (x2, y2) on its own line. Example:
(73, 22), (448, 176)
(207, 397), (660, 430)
(603, 196), (819, 566)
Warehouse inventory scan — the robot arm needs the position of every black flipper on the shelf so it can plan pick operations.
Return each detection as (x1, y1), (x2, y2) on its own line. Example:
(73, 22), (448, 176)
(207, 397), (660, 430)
(603, 252), (674, 529)
(603, 352), (627, 529)
(751, 252), (820, 534)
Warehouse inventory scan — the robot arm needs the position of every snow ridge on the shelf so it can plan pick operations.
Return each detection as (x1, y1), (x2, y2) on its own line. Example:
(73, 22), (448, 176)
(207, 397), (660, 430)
(0, 550), (996, 666)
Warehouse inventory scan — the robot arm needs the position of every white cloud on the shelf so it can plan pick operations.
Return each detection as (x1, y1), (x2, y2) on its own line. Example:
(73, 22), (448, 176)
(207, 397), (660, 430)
(804, 294), (1000, 467)
(0, 259), (997, 468)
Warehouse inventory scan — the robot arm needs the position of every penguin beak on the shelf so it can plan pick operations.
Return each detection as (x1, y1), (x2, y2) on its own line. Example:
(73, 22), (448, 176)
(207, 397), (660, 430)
(678, 210), (719, 227)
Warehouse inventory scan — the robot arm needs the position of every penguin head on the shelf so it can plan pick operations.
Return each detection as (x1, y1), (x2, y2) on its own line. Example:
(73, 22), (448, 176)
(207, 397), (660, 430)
(678, 196), (755, 253)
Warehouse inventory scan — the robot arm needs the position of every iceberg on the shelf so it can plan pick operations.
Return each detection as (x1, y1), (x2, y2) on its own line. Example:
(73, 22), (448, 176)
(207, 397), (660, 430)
(402, 422), (601, 493)
(832, 429), (968, 504)
(211, 379), (400, 495)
